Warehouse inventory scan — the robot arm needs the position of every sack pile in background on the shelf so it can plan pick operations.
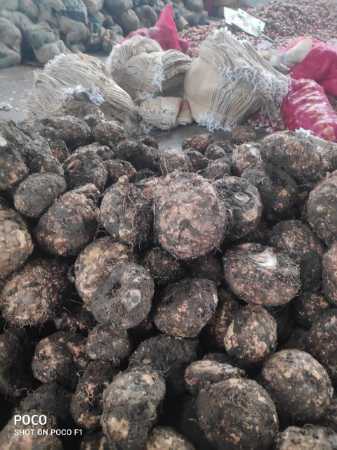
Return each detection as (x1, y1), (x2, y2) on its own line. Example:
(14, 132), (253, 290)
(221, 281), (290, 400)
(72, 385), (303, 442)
(0, 0), (208, 68)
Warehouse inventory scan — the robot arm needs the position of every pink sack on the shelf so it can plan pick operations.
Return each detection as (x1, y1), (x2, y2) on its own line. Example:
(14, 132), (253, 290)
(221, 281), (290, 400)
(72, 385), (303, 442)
(281, 78), (337, 142)
(127, 4), (189, 53)
(283, 38), (337, 97)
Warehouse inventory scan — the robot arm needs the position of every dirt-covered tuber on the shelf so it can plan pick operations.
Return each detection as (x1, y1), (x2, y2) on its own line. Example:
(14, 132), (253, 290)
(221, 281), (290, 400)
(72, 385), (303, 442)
(224, 244), (301, 306)
(75, 237), (134, 304)
(36, 184), (99, 256)
(184, 359), (245, 395)
(86, 324), (131, 366)
(154, 278), (218, 338)
(100, 176), (152, 248)
(14, 173), (67, 219)
(261, 349), (333, 423)
(89, 262), (154, 328)
(224, 305), (277, 366)
(197, 378), (279, 450)
(101, 367), (166, 450)
(154, 172), (227, 260)
(146, 426), (195, 450)
(71, 361), (115, 430)
(129, 334), (198, 396)
(0, 258), (68, 327)
(0, 203), (33, 280)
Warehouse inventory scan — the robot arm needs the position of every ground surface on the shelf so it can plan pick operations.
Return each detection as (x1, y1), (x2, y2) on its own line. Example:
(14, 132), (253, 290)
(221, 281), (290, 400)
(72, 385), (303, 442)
(0, 65), (37, 123)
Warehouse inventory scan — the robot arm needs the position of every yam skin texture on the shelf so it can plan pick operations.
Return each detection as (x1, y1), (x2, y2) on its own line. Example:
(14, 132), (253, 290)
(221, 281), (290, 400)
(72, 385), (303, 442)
(179, 395), (215, 450)
(231, 126), (257, 145)
(294, 292), (331, 329)
(197, 378), (279, 450)
(101, 368), (166, 450)
(214, 176), (263, 240)
(89, 262), (154, 329)
(275, 425), (337, 450)
(114, 140), (160, 172)
(100, 177), (152, 249)
(105, 159), (136, 184)
(269, 220), (323, 262)
(224, 305), (277, 367)
(18, 382), (71, 424)
(205, 144), (228, 161)
(132, 169), (157, 183)
(307, 310), (337, 383)
(93, 119), (125, 146)
(232, 142), (263, 175)
(242, 163), (298, 221)
(269, 220), (324, 292)
(0, 331), (29, 398)
(159, 150), (192, 175)
(75, 143), (116, 162)
(48, 139), (69, 164)
(201, 158), (232, 181)
(71, 361), (115, 430)
(306, 172), (337, 246)
(36, 184), (99, 257)
(184, 360), (245, 395)
(321, 397), (337, 432)
(14, 173), (67, 219)
(204, 289), (242, 350)
(223, 243), (301, 306)
(260, 131), (332, 185)
(146, 426), (195, 450)
(182, 134), (211, 153)
(0, 205), (33, 280)
(129, 335), (198, 396)
(0, 259), (68, 327)
(80, 433), (113, 450)
(323, 242), (337, 305)
(0, 143), (29, 191)
(139, 136), (159, 149)
(39, 115), (92, 150)
(32, 332), (84, 389)
(154, 278), (218, 338)
(86, 324), (131, 366)
(54, 304), (96, 335)
(154, 172), (227, 260)
(63, 149), (108, 191)
(1, 121), (63, 177)
(142, 246), (184, 287)
(75, 237), (134, 304)
(185, 150), (208, 171)
(261, 349), (333, 423)
(0, 410), (62, 450)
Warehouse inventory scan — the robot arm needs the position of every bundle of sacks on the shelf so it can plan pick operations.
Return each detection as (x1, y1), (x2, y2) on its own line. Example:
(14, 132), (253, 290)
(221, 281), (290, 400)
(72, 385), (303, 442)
(29, 35), (193, 132)
(184, 29), (289, 130)
(28, 29), (337, 141)
(0, 0), (208, 68)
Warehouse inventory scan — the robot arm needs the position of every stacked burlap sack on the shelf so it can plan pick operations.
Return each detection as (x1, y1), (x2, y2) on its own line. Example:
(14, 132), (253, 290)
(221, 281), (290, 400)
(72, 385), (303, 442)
(0, 0), (208, 68)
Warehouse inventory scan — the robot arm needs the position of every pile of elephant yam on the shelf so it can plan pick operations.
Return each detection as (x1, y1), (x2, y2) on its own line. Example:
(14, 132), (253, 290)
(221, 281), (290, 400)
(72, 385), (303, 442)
(2, 117), (337, 450)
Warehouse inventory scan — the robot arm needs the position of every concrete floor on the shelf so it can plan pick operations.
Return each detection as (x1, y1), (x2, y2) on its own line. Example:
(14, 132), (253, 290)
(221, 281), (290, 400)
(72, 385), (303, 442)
(0, 65), (38, 123)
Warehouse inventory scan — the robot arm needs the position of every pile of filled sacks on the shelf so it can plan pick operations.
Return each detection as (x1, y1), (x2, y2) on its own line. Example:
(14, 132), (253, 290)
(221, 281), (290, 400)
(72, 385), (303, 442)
(0, 0), (208, 68)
